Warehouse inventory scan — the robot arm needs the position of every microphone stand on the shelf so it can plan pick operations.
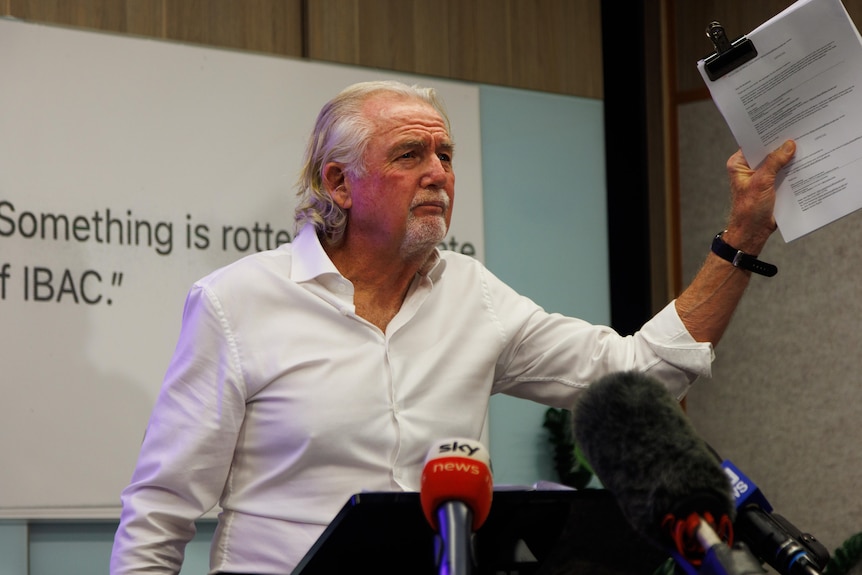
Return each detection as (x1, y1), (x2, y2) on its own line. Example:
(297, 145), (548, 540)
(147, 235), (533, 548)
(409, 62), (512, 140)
(434, 501), (475, 575)
(695, 518), (767, 575)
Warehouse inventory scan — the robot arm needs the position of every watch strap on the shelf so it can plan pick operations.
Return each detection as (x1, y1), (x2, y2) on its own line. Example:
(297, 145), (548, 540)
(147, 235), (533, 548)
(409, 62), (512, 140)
(711, 231), (777, 277)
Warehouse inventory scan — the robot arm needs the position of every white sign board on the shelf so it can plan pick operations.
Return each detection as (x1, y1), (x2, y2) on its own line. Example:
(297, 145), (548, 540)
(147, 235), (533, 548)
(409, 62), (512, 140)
(0, 18), (484, 518)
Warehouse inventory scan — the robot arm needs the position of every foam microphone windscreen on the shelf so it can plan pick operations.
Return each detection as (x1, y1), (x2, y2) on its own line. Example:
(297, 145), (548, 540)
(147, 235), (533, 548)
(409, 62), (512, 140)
(572, 371), (735, 548)
(420, 437), (493, 531)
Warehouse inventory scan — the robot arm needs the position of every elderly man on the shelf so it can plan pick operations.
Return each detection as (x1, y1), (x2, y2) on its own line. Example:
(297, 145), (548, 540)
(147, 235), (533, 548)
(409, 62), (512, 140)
(110, 80), (796, 574)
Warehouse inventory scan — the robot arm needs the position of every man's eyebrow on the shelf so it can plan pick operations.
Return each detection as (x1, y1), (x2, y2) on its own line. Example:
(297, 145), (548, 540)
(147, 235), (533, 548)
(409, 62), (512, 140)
(391, 140), (422, 154)
(438, 141), (455, 155)
(390, 139), (455, 155)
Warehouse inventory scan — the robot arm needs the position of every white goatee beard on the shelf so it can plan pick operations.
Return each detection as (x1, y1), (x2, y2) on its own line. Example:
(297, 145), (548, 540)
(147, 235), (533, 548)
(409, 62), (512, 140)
(400, 214), (448, 261)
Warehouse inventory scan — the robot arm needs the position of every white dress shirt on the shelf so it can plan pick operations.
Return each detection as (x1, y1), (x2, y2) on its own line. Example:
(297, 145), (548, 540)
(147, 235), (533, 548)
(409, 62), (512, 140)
(110, 224), (713, 574)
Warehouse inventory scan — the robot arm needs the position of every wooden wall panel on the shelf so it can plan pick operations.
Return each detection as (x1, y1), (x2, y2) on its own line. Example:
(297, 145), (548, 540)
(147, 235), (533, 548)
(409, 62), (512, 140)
(508, 0), (602, 97)
(445, 0), (511, 87)
(4, 0), (304, 57)
(305, 0), (604, 99)
(2, 0), (603, 99)
(304, 0), (504, 82)
(7, 0), (141, 32)
(162, 0), (302, 56)
(125, 0), (164, 37)
(303, 0), (360, 64)
(354, 1), (430, 72)
(410, 1), (456, 77)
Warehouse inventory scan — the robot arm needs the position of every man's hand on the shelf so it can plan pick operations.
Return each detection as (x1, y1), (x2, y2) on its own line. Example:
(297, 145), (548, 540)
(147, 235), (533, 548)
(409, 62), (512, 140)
(723, 140), (796, 254)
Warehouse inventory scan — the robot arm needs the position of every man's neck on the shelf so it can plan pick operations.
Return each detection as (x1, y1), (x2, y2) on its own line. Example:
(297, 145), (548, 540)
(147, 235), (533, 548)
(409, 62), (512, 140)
(323, 238), (432, 331)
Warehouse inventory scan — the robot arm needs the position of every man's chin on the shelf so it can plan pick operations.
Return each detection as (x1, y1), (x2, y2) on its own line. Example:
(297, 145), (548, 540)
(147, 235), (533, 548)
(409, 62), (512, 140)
(402, 221), (447, 259)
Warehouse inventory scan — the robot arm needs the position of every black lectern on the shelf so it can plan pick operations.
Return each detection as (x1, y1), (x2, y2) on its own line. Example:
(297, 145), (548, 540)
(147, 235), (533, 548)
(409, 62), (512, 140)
(292, 488), (669, 575)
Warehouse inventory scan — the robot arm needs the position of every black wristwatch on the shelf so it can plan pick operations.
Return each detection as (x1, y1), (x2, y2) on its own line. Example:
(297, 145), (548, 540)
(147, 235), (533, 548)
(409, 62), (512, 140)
(711, 231), (777, 277)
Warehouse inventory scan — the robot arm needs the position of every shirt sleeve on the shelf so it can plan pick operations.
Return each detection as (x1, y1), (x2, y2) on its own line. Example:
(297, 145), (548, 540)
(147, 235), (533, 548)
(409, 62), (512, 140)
(110, 283), (247, 574)
(486, 263), (714, 407)
(636, 300), (715, 399)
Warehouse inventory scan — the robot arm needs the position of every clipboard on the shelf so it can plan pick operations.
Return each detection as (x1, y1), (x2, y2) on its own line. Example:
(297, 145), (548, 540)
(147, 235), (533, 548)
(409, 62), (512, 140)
(697, 0), (862, 242)
(702, 21), (758, 81)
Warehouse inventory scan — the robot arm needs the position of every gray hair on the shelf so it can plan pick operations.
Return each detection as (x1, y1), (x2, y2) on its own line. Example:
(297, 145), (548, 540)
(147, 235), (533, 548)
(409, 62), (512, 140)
(293, 80), (451, 245)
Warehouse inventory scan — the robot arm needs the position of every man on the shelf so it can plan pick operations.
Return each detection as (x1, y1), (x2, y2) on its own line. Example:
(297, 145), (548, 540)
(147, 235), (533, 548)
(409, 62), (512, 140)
(110, 80), (796, 574)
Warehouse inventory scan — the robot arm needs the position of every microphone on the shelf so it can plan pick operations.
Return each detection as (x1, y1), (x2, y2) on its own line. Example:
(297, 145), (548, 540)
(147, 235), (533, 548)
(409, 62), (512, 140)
(572, 371), (751, 573)
(721, 459), (830, 575)
(420, 437), (493, 575)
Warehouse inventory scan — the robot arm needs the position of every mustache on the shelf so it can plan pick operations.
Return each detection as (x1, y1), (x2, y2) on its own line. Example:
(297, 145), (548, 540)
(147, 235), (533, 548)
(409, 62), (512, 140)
(410, 190), (451, 211)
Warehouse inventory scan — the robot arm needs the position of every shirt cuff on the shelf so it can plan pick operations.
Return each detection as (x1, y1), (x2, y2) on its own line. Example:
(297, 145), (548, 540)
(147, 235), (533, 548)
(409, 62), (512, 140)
(639, 301), (715, 393)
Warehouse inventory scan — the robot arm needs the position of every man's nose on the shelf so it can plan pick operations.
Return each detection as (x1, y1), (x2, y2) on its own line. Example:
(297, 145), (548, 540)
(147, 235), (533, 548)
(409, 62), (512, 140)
(421, 155), (449, 188)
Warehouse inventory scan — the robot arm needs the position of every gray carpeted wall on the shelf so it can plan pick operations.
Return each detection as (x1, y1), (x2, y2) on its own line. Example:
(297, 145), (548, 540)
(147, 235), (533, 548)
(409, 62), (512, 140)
(678, 100), (862, 554)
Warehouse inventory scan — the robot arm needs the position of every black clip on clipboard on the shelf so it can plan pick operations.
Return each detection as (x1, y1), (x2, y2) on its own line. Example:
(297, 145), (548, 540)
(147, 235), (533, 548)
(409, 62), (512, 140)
(703, 21), (757, 81)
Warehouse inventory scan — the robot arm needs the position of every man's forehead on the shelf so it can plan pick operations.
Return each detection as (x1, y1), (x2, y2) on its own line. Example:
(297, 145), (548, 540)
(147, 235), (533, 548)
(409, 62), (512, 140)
(364, 93), (448, 129)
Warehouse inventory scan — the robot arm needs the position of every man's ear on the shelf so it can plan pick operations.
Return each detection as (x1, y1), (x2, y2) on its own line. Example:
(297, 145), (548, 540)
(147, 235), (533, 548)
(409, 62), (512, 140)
(323, 163), (351, 209)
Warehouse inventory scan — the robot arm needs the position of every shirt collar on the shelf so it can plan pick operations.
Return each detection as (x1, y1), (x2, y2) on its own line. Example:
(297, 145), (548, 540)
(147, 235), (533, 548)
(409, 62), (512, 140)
(290, 225), (341, 283)
(420, 249), (446, 282)
(290, 223), (448, 283)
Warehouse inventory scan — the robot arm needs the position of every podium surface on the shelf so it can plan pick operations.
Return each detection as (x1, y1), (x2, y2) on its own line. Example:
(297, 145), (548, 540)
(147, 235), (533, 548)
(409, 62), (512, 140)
(292, 488), (669, 575)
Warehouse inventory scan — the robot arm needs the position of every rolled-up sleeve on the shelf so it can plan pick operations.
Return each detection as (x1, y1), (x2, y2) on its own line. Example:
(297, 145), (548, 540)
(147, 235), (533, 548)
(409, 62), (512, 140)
(636, 300), (714, 399)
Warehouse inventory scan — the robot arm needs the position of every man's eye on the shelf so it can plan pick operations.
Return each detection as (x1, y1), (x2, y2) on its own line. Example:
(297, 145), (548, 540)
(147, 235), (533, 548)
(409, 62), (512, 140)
(438, 153), (452, 162)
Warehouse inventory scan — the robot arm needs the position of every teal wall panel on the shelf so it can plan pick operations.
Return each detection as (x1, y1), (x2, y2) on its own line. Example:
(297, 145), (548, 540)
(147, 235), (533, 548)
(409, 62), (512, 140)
(479, 85), (608, 487)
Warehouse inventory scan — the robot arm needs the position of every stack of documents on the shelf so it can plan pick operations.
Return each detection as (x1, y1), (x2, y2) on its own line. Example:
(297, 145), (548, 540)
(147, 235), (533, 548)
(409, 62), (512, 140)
(698, 0), (862, 242)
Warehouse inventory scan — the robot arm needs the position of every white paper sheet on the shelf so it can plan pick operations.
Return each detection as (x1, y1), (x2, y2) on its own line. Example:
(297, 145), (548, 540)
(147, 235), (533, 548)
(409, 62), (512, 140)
(698, 0), (862, 242)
